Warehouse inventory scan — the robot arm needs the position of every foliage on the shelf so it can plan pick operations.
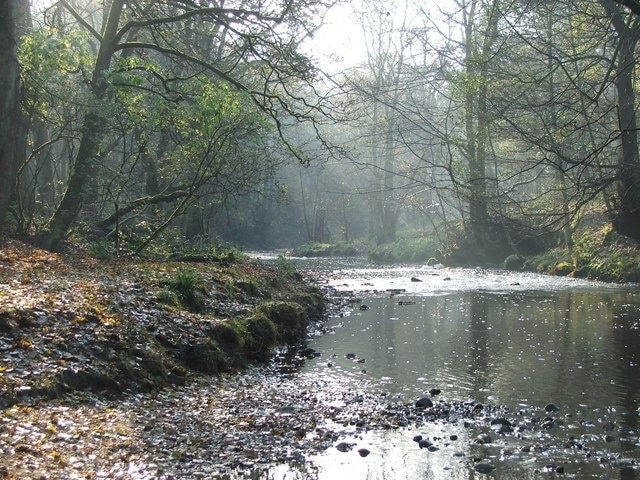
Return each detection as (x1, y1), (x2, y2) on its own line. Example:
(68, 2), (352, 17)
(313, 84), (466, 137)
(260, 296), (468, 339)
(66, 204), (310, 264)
(503, 254), (526, 271)
(368, 232), (442, 264)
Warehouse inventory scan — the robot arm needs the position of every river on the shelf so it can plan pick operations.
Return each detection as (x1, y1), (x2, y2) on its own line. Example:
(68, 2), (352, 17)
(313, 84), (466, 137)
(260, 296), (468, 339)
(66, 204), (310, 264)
(262, 255), (640, 479)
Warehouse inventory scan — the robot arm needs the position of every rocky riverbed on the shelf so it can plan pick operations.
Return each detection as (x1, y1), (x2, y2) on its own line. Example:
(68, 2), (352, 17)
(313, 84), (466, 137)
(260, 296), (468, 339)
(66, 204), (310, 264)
(3, 353), (639, 479)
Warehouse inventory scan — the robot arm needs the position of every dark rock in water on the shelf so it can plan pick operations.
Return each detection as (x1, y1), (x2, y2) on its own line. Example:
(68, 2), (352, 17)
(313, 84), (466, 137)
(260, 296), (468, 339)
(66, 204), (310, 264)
(359, 304), (369, 310)
(491, 424), (513, 433)
(453, 451), (465, 457)
(427, 445), (439, 452)
(474, 463), (495, 474)
(555, 466), (564, 474)
(411, 277), (423, 282)
(358, 448), (371, 457)
(415, 397), (433, 409)
(492, 423), (513, 434)
(346, 353), (357, 359)
(490, 418), (513, 433)
(336, 442), (354, 452)
(418, 439), (432, 449)
(490, 418), (512, 427)
(449, 434), (458, 441)
(429, 388), (441, 396)
(544, 403), (560, 412)
(443, 277), (452, 281)
(475, 433), (492, 444)
(412, 435), (423, 443)
(299, 347), (320, 359)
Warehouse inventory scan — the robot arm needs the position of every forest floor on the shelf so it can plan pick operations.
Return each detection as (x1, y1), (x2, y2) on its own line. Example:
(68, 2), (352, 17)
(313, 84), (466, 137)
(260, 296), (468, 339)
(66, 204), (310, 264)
(0, 239), (354, 479)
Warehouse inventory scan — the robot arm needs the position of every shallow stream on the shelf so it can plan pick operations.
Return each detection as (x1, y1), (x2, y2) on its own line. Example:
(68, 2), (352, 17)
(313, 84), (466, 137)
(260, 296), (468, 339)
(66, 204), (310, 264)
(266, 256), (640, 479)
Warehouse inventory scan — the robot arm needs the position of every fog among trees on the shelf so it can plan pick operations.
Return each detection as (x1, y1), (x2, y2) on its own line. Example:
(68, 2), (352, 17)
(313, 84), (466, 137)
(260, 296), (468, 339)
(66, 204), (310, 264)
(2, 0), (640, 261)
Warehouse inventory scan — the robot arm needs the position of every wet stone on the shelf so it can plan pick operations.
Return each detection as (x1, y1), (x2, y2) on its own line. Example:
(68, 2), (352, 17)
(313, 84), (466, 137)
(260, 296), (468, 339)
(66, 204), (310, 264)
(474, 463), (496, 474)
(358, 448), (370, 457)
(415, 397), (433, 409)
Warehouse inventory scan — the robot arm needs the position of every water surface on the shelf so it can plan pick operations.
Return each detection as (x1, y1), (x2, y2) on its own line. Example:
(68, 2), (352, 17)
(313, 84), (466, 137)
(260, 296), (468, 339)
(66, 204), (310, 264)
(279, 258), (640, 479)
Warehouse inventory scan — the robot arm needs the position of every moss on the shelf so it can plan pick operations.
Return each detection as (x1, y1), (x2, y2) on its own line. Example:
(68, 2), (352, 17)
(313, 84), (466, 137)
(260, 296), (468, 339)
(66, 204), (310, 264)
(235, 278), (262, 296)
(256, 300), (307, 344)
(210, 320), (245, 349)
(242, 313), (279, 361)
(182, 338), (227, 374)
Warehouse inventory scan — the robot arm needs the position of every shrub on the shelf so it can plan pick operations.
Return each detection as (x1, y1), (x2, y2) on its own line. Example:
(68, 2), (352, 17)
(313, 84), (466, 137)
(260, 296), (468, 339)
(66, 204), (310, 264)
(503, 254), (525, 271)
(157, 286), (180, 307)
(551, 261), (574, 276)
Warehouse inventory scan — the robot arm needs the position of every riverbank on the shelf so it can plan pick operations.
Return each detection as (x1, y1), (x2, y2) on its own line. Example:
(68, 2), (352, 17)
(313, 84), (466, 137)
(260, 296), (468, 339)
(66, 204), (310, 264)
(0, 240), (325, 408)
(298, 222), (640, 283)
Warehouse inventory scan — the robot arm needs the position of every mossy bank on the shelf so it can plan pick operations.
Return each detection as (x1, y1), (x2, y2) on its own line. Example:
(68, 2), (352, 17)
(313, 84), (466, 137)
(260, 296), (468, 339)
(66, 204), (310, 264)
(0, 240), (325, 407)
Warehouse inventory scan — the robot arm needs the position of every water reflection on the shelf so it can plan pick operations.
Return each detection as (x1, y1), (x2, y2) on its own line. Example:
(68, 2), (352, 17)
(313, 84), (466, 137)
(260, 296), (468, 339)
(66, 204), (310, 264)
(294, 262), (640, 479)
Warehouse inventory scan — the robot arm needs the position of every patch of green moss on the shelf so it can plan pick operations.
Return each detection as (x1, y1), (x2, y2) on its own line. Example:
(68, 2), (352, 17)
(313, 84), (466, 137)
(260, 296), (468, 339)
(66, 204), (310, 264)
(256, 300), (307, 344)
(242, 313), (279, 361)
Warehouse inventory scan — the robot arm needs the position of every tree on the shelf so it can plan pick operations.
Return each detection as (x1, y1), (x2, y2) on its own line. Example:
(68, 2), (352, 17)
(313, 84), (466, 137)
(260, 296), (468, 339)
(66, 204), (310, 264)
(33, 0), (333, 251)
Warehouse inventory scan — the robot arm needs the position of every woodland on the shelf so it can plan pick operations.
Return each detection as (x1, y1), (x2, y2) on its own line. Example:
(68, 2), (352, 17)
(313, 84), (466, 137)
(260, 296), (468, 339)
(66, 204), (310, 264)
(2, 2), (640, 478)
(1, 0), (640, 275)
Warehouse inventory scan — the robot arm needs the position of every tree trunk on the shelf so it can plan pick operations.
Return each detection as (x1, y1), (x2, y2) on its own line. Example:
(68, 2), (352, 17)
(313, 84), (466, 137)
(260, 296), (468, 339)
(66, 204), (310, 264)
(0, 0), (22, 230)
(604, 2), (640, 241)
(38, 0), (125, 250)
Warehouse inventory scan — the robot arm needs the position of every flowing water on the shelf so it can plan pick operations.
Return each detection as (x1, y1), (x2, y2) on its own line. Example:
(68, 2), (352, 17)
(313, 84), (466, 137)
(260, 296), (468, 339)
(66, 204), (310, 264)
(263, 256), (640, 479)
